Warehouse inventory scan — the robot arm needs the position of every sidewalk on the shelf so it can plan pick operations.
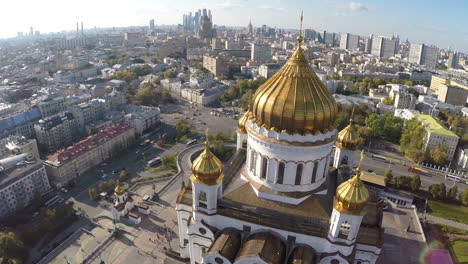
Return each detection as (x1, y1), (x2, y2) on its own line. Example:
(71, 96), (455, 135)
(419, 213), (468, 231)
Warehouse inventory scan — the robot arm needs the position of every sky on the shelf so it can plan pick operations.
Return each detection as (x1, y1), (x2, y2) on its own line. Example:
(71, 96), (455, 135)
(1, 0), (467, 52)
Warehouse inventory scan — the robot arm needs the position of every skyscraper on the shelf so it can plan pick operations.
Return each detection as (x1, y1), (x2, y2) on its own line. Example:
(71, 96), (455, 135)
(371, 36), (397, 58)
(365, 34), (373, 54)
(149, 19), (155, 32)
(247, 20), (253, 35)
(448, 52), (460, 69)
(409, 43), (438, 69)
(322, 30), (336, 46)
(340, 33), (359, 51)
(304, 29), (316, 41)
(183, 9), (213, 34)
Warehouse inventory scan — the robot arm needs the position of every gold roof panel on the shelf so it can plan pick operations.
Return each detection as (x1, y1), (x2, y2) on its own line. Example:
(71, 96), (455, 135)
(337, 119), (360, 150)
(191, 136), (224, 186)
(250, 36), (338, 135)
(238, 110), (251, 134)
(334, 168), (370, 215)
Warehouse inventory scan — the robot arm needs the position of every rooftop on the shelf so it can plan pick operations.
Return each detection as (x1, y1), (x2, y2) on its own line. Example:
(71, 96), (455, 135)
(46, 124), (133, 166)
(416, 114), (458, 137)
(0, 154), (43, 189)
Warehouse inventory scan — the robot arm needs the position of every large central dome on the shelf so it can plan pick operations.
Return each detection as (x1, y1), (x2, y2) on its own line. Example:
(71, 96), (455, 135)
(250, 36), (338, 135)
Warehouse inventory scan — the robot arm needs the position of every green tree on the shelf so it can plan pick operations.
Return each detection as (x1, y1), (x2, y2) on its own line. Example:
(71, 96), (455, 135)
(88, 188), (98, 200)
(460, 188), (468, 206)
(448, 186), (458, 201)
(395, 176), (411, 189)
(0, 232), (25, 264)
(400, 118), (427, 162)
(120, 170), (128, 182)
(164, 69), (176, 79)
(175, 120), (195, 140)
(365, 113), (404, 143)
(410, 175), (421, 192)
(404, 81), (414, 86)
(429, 183), (447, 200)
(382, 97), (393, 105)
(430, 145), (448, 165)
(384, 169), (393, 184)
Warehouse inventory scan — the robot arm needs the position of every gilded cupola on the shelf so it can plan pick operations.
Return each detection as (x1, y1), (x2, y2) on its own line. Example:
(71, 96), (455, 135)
(114, 183), (126, 196)
(250, 36), (338, 135)
(191, 133), (224, 186)
(334, 152), (370, 215)
(337, 119), (360, 150)
(238, 110), (251, 134)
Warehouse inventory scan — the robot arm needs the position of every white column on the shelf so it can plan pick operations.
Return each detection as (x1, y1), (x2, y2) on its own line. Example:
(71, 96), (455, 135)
(284, 162), (296, 185)
(267, 159), (278, 183)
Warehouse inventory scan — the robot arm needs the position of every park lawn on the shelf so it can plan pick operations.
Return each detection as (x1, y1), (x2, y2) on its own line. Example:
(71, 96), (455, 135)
(428, 200), (468, 225)
(451, 240), (468, 263)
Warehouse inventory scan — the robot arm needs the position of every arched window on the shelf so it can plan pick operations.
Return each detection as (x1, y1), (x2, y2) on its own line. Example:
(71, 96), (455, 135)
(199, 191), (207, 208)
(339, 221), (350, 239)
(323, 156), (329, 177)
(341, 155), (348, 166)
(295, 164), (303, 185)
(260, 156), (268, 179)
(311, 162), (318, 183)
(277, 162), (285, 184)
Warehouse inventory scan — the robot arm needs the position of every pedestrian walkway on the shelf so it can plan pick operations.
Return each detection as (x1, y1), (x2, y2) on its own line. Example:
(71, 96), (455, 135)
(419, 213), (468, 231)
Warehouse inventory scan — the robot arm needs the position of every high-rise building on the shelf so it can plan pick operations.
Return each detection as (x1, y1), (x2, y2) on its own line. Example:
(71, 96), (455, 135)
(448, 52), (460, 69)
(322, 30), (336, 46)
(304, 29), (316, 41)
(251, 43), (272, 63)
(409, 43), (438, 69)
(196, 14), (214, 39)
(183, 9), (213, 34)
(340, 33), (359, 51)
(371, 36), (396, 58)
(365, 34), (373, 54)
(149, 19), (155, 32)
(247, 20), (253, 35)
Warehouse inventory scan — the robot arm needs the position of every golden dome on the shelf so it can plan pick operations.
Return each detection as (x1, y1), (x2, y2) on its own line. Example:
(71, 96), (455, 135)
(238, 110), (251, 134)
(114, 183), (126, 196)
(334, 168), (370, 215)
(250, 37), (338, 135)
(191, 139), (224, 185)
(337, 120), (360, 150)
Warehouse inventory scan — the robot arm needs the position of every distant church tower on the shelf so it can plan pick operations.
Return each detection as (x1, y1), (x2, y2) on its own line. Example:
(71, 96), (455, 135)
(333, 117), (360, 169)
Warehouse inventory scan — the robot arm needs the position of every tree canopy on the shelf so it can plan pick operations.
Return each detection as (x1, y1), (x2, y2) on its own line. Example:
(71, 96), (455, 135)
(400, 118), (427, 162)
(0, 232), (24, 264)
(365, 113), (404, 143)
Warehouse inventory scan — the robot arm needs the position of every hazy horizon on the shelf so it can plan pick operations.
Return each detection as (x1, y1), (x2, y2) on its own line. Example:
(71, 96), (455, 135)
(1, 0), (467, 52)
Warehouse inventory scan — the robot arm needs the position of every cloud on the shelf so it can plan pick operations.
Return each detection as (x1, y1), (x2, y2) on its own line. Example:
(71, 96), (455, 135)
(216, 0), (247, 9)
(348, 2), (368, 12)
(259, 5), (285, 12)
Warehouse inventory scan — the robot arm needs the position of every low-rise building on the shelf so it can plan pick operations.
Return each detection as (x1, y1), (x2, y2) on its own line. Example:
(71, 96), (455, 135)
(437, 84), (468, 106)
(258, 63), (281, 79)
(0, 108), (42, 140)
(202, 55), (243, 78)
(416, 114), (459, 161)
(44, 124), (135, 187)
(34, 112), (78, 153)
(456, 147), (468, 169)
(37, 97), (66, 117)
(394, 91), (417, 109)
(0, 136), (40, 159)
(124, 106), (160, 136)
(0, 154), (51, 217)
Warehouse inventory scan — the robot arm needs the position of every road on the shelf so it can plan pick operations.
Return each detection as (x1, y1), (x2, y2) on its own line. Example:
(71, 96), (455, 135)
(360, 155), (467, 192)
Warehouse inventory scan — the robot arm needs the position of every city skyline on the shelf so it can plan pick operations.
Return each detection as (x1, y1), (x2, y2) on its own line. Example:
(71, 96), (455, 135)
(1, 0), (468, 52)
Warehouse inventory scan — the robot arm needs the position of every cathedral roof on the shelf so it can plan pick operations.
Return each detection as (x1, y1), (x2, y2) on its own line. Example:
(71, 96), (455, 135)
(190, 137), (224, 185)
(236, 232), (286, 264)
(287, 245), (317, 264)
(337, 119), (360, 150)
(207, 229), (241, 262)
(334, 168), (370, 216)
(250, 36), (338, 135)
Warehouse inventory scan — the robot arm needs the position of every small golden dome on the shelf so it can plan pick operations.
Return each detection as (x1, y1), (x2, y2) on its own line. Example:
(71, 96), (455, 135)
(250, 37), (337, 135)
(238, 110), (251, 134)
(334, 168), (370, 215)
(114, 183), (126, 196)
(191, 139), (224, 185)
(337, 120), (360, 150)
